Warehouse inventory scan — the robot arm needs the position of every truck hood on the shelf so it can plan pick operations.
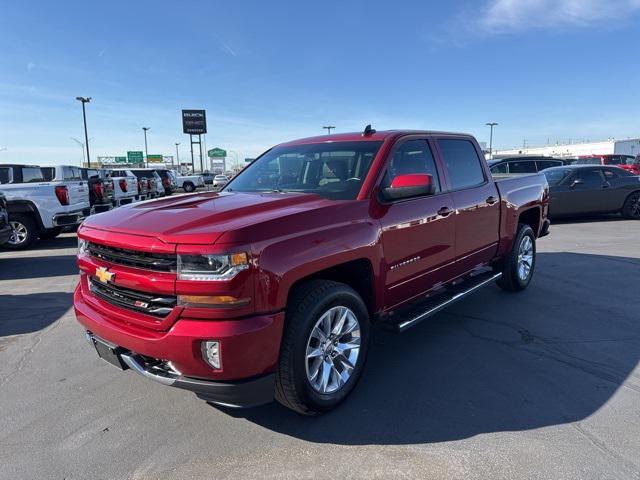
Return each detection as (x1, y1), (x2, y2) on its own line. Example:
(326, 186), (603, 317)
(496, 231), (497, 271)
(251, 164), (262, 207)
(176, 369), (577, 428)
(82, 191), (339, 244)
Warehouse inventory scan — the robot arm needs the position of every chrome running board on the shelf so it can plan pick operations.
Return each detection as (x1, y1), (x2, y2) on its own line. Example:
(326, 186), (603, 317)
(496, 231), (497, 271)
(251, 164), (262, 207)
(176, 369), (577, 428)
(384, 271), (502, 333)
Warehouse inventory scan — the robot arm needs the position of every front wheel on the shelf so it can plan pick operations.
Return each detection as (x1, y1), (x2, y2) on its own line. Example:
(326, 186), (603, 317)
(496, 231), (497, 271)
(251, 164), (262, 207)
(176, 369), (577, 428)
(275, 280), (370, 415)
(622, 192), (640, 219)
(496, 223), (536, 291)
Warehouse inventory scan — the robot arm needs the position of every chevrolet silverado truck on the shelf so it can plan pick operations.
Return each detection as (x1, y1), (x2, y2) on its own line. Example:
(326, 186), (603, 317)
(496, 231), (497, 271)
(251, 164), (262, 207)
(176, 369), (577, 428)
(74, 128), (550, 414)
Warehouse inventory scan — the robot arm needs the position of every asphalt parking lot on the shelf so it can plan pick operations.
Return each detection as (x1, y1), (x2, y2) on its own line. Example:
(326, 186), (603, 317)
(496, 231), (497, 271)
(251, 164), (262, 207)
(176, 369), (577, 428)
(1, 219), (639, 480)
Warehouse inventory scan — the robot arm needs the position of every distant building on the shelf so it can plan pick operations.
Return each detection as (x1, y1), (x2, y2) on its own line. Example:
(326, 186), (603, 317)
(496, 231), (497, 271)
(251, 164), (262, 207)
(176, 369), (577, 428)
(496, 138), (640, 159)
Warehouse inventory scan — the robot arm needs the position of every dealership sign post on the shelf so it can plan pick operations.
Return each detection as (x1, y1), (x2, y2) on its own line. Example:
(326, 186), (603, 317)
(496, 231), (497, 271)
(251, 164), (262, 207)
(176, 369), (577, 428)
(182, 109), (207, 173)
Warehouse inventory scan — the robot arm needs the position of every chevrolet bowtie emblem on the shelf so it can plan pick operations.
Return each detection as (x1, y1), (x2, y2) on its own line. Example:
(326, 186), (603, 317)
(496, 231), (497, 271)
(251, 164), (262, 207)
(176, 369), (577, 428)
(95, 266), (115, 284)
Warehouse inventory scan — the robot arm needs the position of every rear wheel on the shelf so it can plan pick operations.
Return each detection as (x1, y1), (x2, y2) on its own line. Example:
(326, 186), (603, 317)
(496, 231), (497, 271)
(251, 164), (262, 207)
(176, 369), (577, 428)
(4, 214), (38, 250)
(622, 192), (640, 219)
(496, 223), (536, 291)
(39, 227), (62, 240)
(183, 182), (195, 193)
(275, 280), (370, 415)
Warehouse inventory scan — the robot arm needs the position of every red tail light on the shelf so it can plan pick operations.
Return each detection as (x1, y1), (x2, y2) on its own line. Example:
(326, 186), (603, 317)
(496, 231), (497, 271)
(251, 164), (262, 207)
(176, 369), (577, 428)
(163, 177), (170, 187)
(137, 180), (143, 193)
(119, 178), (127, 192)
(93, 182), (104, 199)
(147, 179), (153, 189)
(55, 185), (69, 206)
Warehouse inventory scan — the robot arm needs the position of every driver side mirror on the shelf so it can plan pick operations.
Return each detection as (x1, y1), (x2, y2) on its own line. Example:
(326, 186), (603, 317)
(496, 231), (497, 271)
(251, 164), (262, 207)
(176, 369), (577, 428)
(381, 173), (436, 201)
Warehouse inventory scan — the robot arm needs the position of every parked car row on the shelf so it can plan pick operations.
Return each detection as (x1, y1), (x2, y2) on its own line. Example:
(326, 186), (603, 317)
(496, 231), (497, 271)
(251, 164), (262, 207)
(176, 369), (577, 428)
(489, 154), (640, 176)
(0, 163), (206, 249)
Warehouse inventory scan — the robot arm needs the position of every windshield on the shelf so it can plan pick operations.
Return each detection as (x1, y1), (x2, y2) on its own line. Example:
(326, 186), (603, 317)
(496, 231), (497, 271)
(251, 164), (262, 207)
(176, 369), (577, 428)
(543, 168), (572, 186)
(224, 141), (383, 200)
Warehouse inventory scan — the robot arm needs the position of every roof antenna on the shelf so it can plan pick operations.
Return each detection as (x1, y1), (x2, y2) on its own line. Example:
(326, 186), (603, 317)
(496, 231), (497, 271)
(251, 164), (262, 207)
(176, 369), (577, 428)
(363, 124), (376, 136)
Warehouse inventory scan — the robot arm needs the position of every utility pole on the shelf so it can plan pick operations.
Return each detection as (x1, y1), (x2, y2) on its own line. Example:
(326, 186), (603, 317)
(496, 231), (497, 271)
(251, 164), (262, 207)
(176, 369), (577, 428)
(142, 127), (150, 167)
(76, 96), (92, 167)
(485, 122), (498, 159)
(175, 143), (180, 168)
(323, 125), (335, 135)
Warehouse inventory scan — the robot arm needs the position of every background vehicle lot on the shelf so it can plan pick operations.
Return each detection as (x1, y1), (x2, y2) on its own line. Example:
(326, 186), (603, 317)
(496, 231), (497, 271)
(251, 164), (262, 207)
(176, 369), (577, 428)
(1, 220), (639, 479)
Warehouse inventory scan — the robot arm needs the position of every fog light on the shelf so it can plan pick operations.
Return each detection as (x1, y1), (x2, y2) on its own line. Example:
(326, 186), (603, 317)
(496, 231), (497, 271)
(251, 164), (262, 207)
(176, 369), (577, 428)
(201, 340), (221, 369)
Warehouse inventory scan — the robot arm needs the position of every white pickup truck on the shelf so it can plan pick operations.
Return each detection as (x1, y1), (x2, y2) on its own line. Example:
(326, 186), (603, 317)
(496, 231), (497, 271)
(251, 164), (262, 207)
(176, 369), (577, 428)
(103, 168), (139, 206)
(175, 173), (205, 192)
(0, 164), (90, 249)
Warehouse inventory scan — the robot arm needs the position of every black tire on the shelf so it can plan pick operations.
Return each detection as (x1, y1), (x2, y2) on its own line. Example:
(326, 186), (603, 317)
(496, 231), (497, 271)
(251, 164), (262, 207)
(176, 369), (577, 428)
(275, 280), (370, 415)
(183, 182), (195, 193)
(3, 214), (38, 250)
(622, 191), (640, 219)
(39, 227), (62, 240)
(496, 223), (536, 292)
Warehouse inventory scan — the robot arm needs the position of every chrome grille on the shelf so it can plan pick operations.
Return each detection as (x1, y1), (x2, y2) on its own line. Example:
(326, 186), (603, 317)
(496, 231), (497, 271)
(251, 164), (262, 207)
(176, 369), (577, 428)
(87, 242), (176, 272)
(89, 277), (176, 317)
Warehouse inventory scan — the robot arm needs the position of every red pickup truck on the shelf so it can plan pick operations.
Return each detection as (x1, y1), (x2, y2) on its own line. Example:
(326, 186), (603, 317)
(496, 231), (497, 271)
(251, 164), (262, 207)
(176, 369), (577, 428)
(74, 128), (550, 414)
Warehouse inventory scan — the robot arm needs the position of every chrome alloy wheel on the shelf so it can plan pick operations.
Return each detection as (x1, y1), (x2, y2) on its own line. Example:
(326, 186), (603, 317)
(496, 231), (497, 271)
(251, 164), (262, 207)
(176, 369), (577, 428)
(517, 235), (534, 281)
(628, 193), (640, 218)
(305, 306), (361, 394)
(8, 220), (28, 246)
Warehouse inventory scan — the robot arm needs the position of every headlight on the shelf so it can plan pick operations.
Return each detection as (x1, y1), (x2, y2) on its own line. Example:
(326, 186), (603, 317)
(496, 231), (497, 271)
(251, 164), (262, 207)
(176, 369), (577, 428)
(78, 238), (88, 256)
(177, 252), (249, 281)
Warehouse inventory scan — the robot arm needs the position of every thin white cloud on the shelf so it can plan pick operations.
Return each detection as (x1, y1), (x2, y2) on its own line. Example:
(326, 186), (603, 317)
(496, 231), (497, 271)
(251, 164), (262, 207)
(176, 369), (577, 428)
(476, 0), (640, 34)
(221, 42), (238, 57)
(26, 62), (36, 72)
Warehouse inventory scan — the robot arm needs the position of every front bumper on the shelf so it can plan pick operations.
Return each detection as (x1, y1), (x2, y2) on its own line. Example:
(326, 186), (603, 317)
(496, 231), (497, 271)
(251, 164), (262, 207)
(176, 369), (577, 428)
(74, 283), (285, 407)
(91, 202), (113, 214)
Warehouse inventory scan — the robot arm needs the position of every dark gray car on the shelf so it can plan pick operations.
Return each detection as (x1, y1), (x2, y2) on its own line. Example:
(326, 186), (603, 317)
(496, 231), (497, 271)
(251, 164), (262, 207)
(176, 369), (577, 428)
(543, 165), (640, 219)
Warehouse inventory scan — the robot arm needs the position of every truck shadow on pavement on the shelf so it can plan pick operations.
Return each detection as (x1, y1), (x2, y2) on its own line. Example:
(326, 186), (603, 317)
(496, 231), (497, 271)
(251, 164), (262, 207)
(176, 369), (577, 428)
(0, 292), (73, 336)
(227, 251), (640, 444)
(0, 254), (78, 281)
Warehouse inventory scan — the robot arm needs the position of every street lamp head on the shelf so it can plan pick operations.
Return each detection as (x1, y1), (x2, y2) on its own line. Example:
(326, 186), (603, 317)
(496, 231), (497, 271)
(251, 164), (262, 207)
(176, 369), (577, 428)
(485, 122), (498, 127)
(143, 127), (150, 132)
(175, 142), (180, 146)
(76, 96), (91, 103)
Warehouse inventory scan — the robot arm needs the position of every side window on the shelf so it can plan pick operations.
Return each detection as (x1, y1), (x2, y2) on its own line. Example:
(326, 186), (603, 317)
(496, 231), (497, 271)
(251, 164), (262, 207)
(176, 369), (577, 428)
(537, 160), (561, 171)
(437, 139), (485, 190)
(491, 162), (508, 174)
(602, 169), (618, 180)
(0, 167), (12, 184)
(22, 168), (44, 183)
(508, 161), (537, 173)
(383, 140), (441, 193)
(63, 167), (81, 180)
(573, 170), (604, 186)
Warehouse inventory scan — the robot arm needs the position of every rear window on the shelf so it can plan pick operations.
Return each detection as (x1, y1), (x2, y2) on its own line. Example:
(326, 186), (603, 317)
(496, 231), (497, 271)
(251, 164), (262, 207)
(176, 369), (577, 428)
(0, 167), (12, 184)
(63, 166), (82, 180)
(22, 167), (44, 183)
(575, 158), (601, 165)
(131, 170), (153, 178)
(537, 160), (563, 171)
(437, 139), (485, 190)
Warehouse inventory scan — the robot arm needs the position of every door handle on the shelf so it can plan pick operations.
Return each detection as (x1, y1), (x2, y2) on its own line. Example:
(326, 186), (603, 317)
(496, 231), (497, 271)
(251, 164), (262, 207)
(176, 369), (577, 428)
(602, 183), (611, 189)
(486, 196), (498, 205)
(437, 207), (453, 217)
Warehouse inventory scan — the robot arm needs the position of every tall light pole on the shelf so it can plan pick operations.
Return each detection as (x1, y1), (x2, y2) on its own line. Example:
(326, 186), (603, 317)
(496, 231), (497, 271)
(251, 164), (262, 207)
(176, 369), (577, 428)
(76, 96), (92, 167)
(142, 127), (150, 167)
(485, 122), (498, 159)
(174, 142), (180, 168)
(323, 125), (335, 135)
(71, 137), (93, 166)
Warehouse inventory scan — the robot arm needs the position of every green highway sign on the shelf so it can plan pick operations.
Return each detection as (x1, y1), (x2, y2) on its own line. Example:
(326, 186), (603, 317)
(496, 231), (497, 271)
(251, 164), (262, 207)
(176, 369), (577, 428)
(127, 151), (144, 162)
(208, 147), (227, 158)
(115, 156), (127, 163)
(147, 154), (164, 163)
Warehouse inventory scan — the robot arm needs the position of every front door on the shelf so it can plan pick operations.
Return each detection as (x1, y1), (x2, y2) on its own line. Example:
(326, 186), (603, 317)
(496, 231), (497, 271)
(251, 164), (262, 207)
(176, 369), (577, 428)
(379, 138), (456, 309)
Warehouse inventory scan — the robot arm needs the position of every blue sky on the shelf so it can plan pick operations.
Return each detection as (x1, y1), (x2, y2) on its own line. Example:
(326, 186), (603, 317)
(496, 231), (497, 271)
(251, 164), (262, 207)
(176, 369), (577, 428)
(1, 0), (639, 166)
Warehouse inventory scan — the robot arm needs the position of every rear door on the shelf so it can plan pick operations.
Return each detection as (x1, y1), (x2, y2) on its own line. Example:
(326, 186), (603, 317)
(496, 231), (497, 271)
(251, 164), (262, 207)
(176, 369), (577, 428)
(435, 137), (500, 273)
(379, 137), (456, 308)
